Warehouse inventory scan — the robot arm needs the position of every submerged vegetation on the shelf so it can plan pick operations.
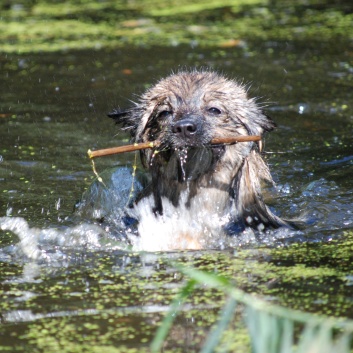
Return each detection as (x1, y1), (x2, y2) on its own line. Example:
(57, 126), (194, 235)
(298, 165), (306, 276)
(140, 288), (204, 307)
(1, 0), (353, 53)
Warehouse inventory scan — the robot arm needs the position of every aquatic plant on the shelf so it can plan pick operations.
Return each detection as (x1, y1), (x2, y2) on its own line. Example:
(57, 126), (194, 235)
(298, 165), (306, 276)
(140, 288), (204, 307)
(1, 0), (353, 53)
(152, 265), (353, 353)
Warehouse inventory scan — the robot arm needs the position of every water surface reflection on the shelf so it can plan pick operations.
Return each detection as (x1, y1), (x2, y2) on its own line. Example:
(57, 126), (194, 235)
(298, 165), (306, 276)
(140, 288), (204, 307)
(0, 42), (353, 351)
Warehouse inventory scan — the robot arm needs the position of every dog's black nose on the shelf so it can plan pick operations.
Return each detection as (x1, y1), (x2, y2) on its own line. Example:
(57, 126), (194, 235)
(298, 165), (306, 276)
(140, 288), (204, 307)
(171, 119), (197, 138)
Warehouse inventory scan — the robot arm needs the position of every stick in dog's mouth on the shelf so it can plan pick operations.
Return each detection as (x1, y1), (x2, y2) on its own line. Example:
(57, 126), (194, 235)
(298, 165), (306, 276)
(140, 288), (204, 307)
(87, 135), (261, 159)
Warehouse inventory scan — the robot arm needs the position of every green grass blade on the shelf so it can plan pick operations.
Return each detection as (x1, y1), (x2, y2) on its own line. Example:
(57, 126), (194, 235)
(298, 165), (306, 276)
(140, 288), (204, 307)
(154, 264), (353, 353)
(176, 264), (232, 289)
(150, 278), (197, 353)
(333, 331), (351, 352)
(279, 318), (294, 353)
(200, 296), (238, 353)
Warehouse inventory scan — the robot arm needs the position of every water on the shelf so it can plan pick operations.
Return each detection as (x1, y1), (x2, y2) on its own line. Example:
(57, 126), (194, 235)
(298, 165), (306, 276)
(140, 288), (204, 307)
(1, 42), (353, 351)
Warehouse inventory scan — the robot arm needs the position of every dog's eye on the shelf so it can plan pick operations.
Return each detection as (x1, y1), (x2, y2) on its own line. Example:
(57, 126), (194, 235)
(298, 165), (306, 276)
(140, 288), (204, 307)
(208, 107), (222, 115)
(157, 110), (173, 118)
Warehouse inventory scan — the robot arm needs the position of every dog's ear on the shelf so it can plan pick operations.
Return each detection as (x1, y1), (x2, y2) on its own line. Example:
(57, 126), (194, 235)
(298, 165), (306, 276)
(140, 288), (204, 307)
(232, 151), (292, 230)
(107, 109), (131, 124)
(262, 114), (276, 132)
(107, 108), (138, 137)
(250, 112), (276, 136)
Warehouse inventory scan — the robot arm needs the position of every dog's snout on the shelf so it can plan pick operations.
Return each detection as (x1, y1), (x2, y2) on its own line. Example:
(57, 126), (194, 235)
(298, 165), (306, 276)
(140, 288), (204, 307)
(171, 119), (197, 138)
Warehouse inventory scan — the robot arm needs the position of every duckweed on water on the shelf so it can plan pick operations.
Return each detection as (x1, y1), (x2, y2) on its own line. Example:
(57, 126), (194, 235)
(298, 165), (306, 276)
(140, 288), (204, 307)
(1, 0), (353, 53)
(1, 240), (353, 351)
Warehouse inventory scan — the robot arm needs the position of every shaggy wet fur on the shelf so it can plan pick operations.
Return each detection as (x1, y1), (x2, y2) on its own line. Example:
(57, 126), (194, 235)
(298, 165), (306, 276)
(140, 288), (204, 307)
(108, 70), (292, 249)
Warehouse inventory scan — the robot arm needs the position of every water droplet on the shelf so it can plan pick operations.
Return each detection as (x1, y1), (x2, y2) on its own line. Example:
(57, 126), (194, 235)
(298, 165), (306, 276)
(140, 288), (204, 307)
(177, 148), (188, 181)
(55, 198), (61, 211)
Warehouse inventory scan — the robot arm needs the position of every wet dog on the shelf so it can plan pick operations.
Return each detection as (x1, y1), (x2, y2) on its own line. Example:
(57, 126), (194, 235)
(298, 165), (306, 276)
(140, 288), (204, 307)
(108, 70), (292, 250)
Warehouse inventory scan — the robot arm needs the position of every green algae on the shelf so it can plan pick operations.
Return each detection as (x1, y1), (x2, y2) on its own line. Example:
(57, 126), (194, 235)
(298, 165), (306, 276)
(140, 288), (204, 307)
(1, 0), (353, 53)
(1, 211), (353, 351)
(1, 239), (353, 351)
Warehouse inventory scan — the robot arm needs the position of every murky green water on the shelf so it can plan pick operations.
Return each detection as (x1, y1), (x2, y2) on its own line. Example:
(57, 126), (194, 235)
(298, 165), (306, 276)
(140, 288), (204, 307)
(1, 40), (353, 351)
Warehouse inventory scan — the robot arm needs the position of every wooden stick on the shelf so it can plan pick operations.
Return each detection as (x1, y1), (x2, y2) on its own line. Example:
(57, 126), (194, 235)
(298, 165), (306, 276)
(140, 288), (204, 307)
(88, 142), (158, 158)
(87, 135), (261, 159)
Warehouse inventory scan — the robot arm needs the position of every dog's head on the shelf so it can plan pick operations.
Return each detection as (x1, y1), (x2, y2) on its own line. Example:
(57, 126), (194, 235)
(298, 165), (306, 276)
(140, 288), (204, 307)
(108, 70), (296, 230)
(109, 70), (275, 175)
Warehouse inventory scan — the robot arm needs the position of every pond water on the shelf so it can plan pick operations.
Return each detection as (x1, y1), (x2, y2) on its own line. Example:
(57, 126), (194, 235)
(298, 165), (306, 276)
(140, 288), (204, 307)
(1, 41), (353, 351)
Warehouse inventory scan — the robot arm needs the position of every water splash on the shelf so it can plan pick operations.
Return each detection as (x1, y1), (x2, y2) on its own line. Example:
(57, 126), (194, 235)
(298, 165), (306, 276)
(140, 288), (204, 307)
(173, 147), (214, 182)
(1, 171), (352, 257)
(0, 216), (129, 263)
